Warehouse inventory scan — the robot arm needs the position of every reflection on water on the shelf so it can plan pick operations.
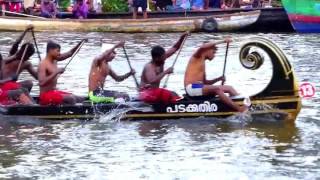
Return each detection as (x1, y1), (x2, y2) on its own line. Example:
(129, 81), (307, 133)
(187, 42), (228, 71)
(0, 32), (319, 179)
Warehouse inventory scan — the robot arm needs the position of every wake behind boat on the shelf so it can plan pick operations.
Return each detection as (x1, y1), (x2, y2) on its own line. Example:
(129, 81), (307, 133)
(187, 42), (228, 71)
(0, 10), (260, 33)
(0, 37), (301, 122)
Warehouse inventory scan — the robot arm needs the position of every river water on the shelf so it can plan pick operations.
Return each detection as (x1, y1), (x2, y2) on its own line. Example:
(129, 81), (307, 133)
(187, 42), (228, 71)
(0, 32), (319, 179)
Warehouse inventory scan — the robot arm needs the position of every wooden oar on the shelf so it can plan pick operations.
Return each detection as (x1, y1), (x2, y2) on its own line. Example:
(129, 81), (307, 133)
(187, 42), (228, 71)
(16, 44), (29, 75)
(123, 46), (139, 88)
(162, 36), (188, 88)
(31, 30), (42, 61)
(221, 42), (230, 85)
(63, 40), (86, 70)
(0, 10), (46, 19)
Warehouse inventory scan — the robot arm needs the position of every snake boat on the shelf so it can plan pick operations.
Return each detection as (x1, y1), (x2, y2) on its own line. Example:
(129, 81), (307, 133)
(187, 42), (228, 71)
(0, 37), (301, 122)
(0, 10), (260, 33)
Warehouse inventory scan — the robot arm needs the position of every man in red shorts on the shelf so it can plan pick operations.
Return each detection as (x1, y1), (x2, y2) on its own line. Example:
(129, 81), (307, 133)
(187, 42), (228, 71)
(38, 40), (86, 106)
(3, 25), (38, 92)
(139, 32), (189, 104)
(0, 53), (34, 105)
(3, 43), (37, 91)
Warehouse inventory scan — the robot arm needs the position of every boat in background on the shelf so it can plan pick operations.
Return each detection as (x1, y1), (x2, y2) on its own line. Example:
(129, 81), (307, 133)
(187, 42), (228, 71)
(0, 10), (260, 33)
(0, 37), (301, 122)
(282, 0), (320, 33)
(0, 7), (294, 32)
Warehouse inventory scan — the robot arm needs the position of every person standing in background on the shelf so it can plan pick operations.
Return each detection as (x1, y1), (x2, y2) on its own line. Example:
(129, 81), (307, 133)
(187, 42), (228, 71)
(252, 0), (261, 8)
(9, 0), (22, 12)
(131, 0), (147, 19)
(41, 0), (59, 18)
(153, 0), (172, 11)
(0, 0), (10, 11)
(172, 0), (190, 10)
(203, 0), (209, 9)
(231, 0), (240, 8)
(191, 0), (204, 10)
(23, 0), (35, 14)
(209, 0), (221, 8)
(72, 0), (88, 19)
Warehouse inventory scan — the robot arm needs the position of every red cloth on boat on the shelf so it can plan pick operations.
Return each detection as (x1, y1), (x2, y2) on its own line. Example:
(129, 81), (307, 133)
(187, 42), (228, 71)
(39, 90), (71, 105)
(0, 89), (10, 105)
(0, 81), (21, 91)
(0, 81), (21, 105)
(139, 88), (180, 104)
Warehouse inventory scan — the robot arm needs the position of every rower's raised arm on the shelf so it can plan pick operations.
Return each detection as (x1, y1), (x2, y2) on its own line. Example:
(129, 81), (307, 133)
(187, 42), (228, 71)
(9, 25), (34, 56)
(194, 38), (231, 58)
(165, 32), (189, 59)
(194, 42), (217, 58)
(96, 41), (125, 65)
(57, 39), (86, 61)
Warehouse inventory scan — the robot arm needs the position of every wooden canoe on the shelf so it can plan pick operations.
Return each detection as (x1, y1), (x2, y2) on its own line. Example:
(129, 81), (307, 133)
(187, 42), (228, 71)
(0, 37), (301, 122)
(0, 10), (260, 32)
(0, 95), (300, 122)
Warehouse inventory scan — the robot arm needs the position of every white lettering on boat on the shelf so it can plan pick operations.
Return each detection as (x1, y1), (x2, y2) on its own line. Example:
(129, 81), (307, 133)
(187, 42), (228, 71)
(166, 101), (218, 113)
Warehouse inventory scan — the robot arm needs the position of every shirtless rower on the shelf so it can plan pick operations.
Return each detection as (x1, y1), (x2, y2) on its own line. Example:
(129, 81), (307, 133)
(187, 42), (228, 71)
(139, 32), (189, 104)
(0, 53), (34, 105)
(38, 40), (86, 105)
(88, 41), (135, 103)
(184, 38), (246, 112)
(3, 25), (38, 92)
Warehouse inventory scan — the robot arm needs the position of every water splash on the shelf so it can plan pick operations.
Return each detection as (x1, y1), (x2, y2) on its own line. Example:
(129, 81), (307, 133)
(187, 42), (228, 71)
(96, 102), (153, 123)
(97, 107), (131, 123)
(250, 103), (275, 111)
(225, 111), (253, 127)
(249, 103), (288, 122)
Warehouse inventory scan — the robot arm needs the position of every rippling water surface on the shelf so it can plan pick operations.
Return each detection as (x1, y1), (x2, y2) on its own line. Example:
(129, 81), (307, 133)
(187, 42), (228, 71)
(0, 32), (319, 179)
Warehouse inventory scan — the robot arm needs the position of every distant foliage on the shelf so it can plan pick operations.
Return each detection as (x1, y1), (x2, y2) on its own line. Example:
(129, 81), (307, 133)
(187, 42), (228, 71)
(59, 0), (70, 10)
(101, 0), (129, 12)
(272, 0), (282, 6)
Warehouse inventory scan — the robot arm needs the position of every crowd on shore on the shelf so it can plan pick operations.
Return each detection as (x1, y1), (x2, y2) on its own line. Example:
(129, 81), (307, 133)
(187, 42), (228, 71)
(0, 0), (89, 18)
(0, 0), (272, 19)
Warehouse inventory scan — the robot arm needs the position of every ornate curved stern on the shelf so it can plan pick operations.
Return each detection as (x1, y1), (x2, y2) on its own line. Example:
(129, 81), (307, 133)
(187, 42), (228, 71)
(239, 37), (302, 122)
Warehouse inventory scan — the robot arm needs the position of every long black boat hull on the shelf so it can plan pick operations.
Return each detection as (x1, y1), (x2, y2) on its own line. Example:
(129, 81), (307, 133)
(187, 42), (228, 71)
(0, 95), (301, 122)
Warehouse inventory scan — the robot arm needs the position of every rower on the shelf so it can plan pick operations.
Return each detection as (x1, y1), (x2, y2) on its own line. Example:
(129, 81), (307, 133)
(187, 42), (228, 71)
(139, 32), (189, 104)
(0, 53), (34, 105)
(3, 25), (38, 92)
(38, 40), (86, 105)
(88, 41), (135, 103)
(184, 38), (247, 112)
